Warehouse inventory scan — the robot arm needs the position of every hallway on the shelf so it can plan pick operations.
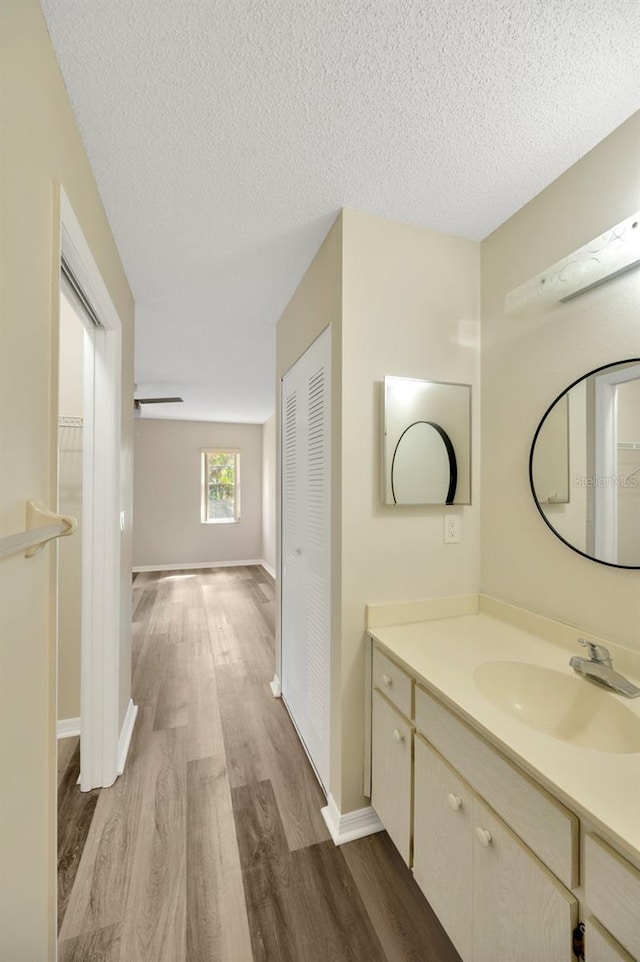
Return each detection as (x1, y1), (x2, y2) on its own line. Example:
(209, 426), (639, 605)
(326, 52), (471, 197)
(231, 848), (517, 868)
(58, 566), (460, 962)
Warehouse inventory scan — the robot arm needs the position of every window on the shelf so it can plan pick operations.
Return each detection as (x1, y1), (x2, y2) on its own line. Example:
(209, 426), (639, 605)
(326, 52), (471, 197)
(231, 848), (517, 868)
(201, 450), (240, 523)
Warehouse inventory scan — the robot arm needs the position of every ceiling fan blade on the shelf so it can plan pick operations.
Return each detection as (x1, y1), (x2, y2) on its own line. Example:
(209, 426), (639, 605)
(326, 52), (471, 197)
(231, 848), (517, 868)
(135, 397), (184, 404)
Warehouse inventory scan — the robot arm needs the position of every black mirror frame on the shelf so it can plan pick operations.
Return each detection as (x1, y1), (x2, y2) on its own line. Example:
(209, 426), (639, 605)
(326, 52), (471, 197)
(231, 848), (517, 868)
(529, 357), (640, 570)
(390, 420), (458, 505)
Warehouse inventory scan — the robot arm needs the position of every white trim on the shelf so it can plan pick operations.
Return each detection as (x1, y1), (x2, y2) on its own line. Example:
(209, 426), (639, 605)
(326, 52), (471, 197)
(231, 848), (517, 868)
(132, 558), (264, 572)
(57, 717), (81, 739)
(260, 560), (276, 579)
(60, 186), (123, 793)
(321, 794), (385, 846)
(269, 674), (281, 697)
(117, 699), (138, 775)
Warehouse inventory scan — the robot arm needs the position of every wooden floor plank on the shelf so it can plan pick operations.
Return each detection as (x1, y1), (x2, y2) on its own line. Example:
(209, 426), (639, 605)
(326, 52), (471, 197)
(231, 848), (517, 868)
(257, 579), (275, 602)
(117, 728), (187, 962)
(232, 779), (297, 962)
(289, 841), (386, 962)
(185, 605), (225, 762)
(58, 707), (157, 941)
(131, 585), (156, 624)
(57, 736), (79, 789)
(186, 755), (253, 962)
(153, 629), (188, 731)
(59, 923), (123, 962)
(57, 743), (100, 932)
(342, 831), (463, 962)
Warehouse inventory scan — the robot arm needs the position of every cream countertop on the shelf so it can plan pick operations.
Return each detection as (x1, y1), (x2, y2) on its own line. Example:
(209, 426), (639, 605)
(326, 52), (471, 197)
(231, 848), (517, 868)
(369, 612), (640, 865)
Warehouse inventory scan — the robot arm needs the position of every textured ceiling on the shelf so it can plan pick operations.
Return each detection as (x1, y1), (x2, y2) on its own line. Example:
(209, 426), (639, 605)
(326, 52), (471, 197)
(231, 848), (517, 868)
(40, 0), (639, 423)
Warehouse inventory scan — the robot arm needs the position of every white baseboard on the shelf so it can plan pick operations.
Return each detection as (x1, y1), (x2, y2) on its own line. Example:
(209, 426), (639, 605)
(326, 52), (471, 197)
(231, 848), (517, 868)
(133, 559), (265, 573)
(260, 560), (276, 579)
(117, 699), (138, 775)
(269, 674), (281, 697)
(321, 793), (385, 846)
(57, 717), (81, 739)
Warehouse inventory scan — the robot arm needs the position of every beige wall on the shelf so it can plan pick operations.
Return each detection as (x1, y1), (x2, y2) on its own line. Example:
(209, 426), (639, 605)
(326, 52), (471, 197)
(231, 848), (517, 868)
(480, 112), (640, 651)
(0, 2), (135, 957)
(261, 413), (276, 571)
(57, 294), (85, 721)
(339, 209), (481, 811)
(276, 209), (481, 813)
(133, 418), (263, 568)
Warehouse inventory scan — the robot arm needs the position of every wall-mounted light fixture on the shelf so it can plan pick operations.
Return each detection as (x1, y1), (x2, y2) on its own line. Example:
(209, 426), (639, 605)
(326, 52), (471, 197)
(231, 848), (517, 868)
(505, 211), (640, 315)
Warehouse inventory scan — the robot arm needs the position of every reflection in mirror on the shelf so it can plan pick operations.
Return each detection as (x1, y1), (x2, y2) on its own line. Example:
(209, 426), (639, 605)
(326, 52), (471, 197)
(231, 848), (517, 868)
(530, 359), (640, 568)
(383, 376), (471, 505)
(531, 395), (569, 504)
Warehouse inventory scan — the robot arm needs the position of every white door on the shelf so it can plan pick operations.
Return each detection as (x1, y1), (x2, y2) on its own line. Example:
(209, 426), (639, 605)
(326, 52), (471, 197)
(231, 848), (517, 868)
(281, 326), (331, 790)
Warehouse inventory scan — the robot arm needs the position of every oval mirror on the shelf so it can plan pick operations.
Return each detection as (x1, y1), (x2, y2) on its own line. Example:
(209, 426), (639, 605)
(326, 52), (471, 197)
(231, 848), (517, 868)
(530, 358), (640, 569)
(391, 421), (457, 504)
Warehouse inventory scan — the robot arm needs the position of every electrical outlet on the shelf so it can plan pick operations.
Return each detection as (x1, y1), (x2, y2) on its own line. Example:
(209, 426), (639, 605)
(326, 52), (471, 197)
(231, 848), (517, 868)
(444, 514), (461, 543)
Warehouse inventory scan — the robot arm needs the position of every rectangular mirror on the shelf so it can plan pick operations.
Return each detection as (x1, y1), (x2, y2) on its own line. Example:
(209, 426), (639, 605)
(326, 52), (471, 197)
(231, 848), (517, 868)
(383, 376), (472, 505)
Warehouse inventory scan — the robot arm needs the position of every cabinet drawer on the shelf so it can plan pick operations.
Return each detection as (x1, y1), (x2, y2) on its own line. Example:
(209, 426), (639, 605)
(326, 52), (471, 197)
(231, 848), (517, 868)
(371, 690), (413, 865)
(585, 834), (640, 960)
(373, 647), (413, 719)
(415, 684), (578, 889)
(586, 918), (635, 962)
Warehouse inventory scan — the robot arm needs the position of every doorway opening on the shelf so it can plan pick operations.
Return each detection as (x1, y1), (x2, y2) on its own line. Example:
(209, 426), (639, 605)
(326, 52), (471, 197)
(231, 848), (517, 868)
(56, 187), (128, 795)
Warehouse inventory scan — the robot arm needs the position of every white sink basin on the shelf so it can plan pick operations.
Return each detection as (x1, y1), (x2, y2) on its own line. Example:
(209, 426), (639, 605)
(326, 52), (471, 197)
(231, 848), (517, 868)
(474, 661), (640, 754)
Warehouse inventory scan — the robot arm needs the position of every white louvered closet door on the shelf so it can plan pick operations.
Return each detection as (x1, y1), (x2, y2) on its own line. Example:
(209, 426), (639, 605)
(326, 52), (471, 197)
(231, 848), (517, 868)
(281, 326), (331, 791)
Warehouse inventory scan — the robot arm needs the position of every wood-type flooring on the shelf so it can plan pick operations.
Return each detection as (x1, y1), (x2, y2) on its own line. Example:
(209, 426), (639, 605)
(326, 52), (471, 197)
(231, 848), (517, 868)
(58, 565), (461, 962)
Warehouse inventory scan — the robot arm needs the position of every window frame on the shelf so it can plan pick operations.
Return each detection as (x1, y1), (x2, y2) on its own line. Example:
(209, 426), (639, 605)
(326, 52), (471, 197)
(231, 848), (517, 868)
(200, 448), (241, 524)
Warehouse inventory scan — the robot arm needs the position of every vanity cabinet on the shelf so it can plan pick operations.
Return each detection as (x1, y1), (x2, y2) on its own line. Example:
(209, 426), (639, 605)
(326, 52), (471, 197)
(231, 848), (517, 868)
(413, 734), (577, 962)
(367, 628), (640, 962)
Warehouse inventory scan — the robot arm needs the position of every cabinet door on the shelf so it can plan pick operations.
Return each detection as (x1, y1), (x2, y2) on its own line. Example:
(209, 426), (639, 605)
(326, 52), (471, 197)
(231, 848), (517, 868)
(413, 735), (472, 962)
(371, 690), (412, 865)
(472, 797), (577, 962)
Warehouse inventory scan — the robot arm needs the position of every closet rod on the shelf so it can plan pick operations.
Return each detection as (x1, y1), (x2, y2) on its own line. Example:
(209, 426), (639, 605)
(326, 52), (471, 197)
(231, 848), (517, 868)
(0, 500), (77, 560)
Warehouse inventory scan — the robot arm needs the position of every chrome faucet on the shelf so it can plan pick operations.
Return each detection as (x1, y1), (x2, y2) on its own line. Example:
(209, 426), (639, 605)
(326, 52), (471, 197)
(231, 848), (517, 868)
(569, 639), (640, 698)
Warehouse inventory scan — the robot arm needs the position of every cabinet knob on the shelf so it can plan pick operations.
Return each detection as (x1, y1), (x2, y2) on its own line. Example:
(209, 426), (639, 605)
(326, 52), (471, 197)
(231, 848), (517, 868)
(392, 728), (404, 743)
(475, 827), (492, 848)
(381, 674), (392, 687)
(447, 793), (462, 812)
